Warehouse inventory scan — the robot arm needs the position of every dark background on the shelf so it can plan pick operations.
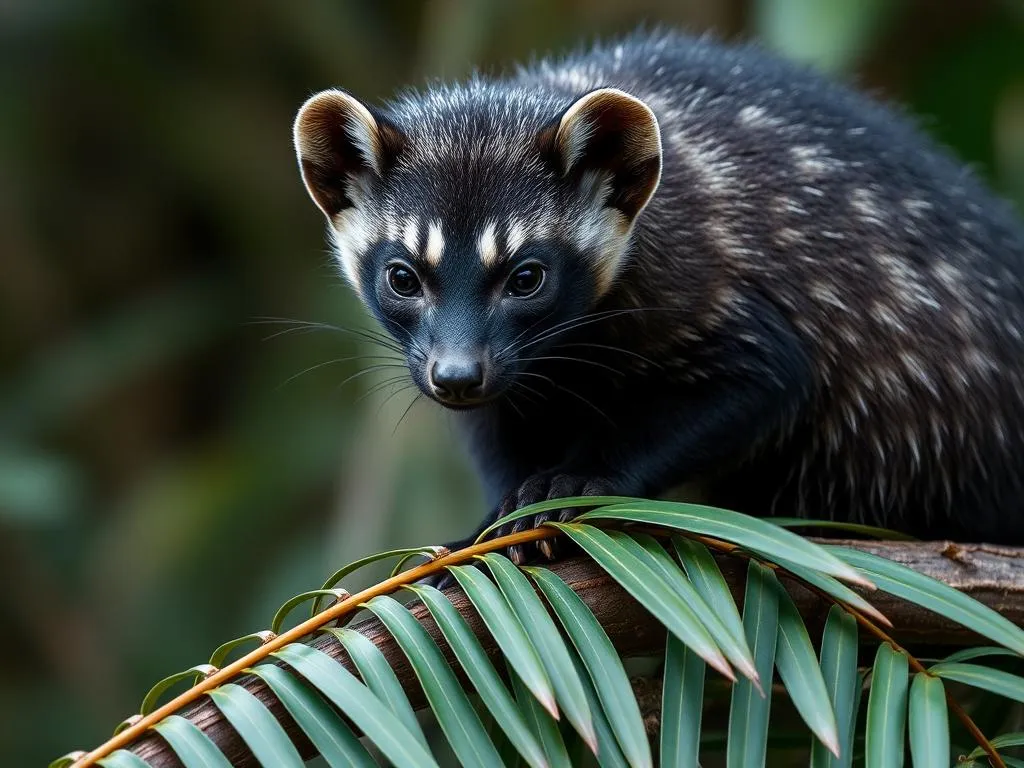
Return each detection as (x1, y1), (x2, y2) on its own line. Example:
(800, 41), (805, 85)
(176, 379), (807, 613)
(1, 1), (1022, 764)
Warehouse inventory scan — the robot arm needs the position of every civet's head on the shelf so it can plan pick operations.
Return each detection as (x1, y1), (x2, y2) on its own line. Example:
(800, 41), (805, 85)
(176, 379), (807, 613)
(293, 82), (661, 408)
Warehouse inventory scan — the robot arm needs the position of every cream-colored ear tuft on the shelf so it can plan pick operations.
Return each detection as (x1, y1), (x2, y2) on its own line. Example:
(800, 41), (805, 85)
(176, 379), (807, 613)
(293, 89), (399, 219)
(553, 87), (662, 220)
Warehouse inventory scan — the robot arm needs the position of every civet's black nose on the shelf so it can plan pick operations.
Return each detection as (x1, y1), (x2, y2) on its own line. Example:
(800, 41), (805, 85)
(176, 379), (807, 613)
(429, 357), (485, 404)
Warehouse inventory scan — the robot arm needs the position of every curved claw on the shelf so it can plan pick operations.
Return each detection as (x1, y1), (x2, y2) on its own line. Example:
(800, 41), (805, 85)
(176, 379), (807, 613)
(441, 473), (615, 569)
(508, 543), (528, 565)
(538, 538), (557, 561)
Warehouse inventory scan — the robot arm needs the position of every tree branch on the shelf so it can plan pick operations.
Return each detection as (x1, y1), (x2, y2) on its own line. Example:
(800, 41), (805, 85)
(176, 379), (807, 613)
(126, 540), (1024, 767)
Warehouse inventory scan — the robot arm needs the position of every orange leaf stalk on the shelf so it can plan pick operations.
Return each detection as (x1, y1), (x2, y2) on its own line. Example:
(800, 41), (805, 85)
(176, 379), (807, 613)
(72, 526), (559, 767)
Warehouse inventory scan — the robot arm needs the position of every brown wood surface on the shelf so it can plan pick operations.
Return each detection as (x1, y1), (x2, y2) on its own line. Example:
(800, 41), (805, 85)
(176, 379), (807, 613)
(126, 540), (1024, 767)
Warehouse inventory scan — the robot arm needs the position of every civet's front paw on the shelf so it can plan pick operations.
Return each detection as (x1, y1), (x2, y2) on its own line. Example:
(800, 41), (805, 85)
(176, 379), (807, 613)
(424, 473), (613, 590)
(483, 473), (614, 565)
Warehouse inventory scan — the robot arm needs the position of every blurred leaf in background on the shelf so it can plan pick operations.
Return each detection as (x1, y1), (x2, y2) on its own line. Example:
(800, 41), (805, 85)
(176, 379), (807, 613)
(0, 0), (1021, 765)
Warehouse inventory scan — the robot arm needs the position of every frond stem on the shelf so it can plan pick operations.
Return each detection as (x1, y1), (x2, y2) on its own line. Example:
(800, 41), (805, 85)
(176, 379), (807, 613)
(71, 527), (560, 768)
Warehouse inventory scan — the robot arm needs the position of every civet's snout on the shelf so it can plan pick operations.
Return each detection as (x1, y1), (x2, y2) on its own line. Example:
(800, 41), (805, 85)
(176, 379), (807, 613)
(427, 351), (487, 407)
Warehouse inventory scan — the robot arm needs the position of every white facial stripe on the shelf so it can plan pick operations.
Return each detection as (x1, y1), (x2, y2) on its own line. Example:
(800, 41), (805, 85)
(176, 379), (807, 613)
(402, 216), (420, 255)
(478, 221), (499, 266)
(424, 220), (445, 266)
(331, 207), (375, 291)
(383, 213), (402, 242)
(506, 218), (528, 255)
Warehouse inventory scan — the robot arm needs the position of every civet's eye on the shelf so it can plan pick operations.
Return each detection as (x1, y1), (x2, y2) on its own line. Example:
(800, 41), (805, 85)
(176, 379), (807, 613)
(505, 263), (545, 297)
(387, 264), (422, 297)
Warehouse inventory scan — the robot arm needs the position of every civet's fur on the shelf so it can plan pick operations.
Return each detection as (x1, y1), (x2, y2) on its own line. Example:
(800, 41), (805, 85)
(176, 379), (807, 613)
(293, 30), (1024, 555)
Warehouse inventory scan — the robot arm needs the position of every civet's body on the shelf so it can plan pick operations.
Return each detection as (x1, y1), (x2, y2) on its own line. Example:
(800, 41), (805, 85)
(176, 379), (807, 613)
(293, 31), (1024, 556)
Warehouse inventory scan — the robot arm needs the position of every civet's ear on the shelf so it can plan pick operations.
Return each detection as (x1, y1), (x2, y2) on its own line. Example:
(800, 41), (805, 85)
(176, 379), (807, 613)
(545, 87), (662, 220)
(292, 89), (404, 219)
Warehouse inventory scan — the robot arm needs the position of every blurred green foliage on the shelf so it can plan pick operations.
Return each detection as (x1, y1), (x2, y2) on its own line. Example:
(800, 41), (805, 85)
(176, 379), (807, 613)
(0, 0), (1021, 764)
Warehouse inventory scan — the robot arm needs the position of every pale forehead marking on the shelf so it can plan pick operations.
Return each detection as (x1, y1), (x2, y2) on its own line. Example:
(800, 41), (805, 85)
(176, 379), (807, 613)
(478, 221), (499, 267)
(383, 213), (402, 242)
(402, 216), (420, 255)
(424, 221), (445, 266)
(506, 218), (528, 255)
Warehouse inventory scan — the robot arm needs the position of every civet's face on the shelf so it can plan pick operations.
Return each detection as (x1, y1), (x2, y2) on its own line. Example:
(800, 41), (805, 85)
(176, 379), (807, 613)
(293, 86), (662, 408)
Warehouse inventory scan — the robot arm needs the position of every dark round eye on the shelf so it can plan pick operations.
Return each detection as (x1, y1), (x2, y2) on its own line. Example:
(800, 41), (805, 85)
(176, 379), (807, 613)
(506, 263), (545, 297)
(387, 265), (422, 297)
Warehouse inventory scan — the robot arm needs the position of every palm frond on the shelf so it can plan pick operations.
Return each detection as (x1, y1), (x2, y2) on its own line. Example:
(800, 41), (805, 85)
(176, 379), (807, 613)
(409, 583), (548, 768)
(554, 522), (736, 680)
(526, 565), (650, 767)
(511, 661), (574, 768)
(447, 563), (558, 716)
(726, 560), (780, 768)
(812, 606), (859, 768)
(150, 715), (234, 768)
(481, 553), (598, 751)
(364, 595), (504, 765)
(774, 579), (841, 757)
(247, 664), (376, 767)
(660, 632), (705, 767)
(909, 672), (949, 767)
(272, 643), (437, 767)
(319, 627), (427, 747)
(206, 684), (305, 767)
(865, 643), (910, 767)
(51, 498), (1024, 768)
(836, 547), (1024, 654)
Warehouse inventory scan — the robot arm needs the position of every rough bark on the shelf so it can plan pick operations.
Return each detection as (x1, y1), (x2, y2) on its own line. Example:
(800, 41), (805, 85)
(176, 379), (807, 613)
(127, 540), (1024, 767)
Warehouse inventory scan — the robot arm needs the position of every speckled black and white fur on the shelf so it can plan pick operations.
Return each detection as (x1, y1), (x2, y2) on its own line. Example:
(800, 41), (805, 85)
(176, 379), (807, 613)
(293, 29), (1024, 560)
